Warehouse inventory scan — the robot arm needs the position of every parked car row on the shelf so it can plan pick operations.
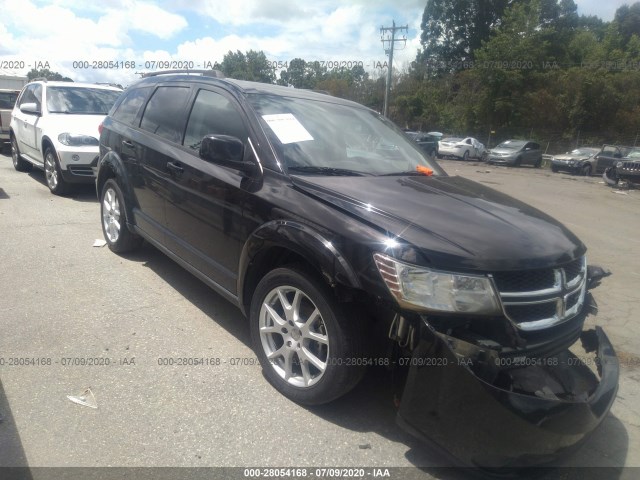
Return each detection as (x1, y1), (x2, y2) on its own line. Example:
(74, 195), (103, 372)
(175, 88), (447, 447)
(550, 144), (640, 185)
(6, 72), (618, 469)
(9, 79), (122, 194)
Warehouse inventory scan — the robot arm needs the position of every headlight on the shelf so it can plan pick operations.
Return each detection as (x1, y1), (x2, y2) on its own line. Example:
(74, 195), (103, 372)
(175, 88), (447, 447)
(58, 133), (99, 146)
(373, 253), (501, 314)
(616, 162), (623, 168)
(568, 160), (575, 165)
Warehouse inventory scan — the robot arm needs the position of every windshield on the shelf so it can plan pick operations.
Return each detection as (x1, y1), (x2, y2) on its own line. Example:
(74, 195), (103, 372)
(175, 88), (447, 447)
(627, 149), (640, 159)
(47, 87), (121, 114)
(248, 94), (442, 176)
(496, 140), (525, 149)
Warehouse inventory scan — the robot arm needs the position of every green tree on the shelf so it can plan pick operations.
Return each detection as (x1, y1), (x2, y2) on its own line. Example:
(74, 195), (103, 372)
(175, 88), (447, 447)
(27, 68), (72, 82)
(277, 58), (327, 89)
(417, 0), (511, 73)
(614, 2), (640, 46)
(215, 50), (275, 84)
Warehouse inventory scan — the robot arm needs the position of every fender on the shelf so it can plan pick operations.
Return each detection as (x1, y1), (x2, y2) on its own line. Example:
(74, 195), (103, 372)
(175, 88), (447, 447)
(237, 220), (362, 311)
(96, 151), (138, 231)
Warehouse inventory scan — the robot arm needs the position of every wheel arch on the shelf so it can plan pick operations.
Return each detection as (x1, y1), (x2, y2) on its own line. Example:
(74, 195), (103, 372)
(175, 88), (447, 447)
(238, 221), (362, 315)
(96, 151), (138, 231)
(41, 136), (56, 159)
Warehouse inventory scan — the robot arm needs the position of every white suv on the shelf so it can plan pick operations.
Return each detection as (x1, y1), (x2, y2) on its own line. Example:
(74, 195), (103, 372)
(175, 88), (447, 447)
(10, 80), (122, 194)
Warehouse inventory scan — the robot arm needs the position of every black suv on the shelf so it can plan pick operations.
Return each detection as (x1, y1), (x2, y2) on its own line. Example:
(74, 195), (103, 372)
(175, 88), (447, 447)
(97, 71), (617, 468)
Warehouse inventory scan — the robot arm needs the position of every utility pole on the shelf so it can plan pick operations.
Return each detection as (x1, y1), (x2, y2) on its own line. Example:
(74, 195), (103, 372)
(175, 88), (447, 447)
(380, 21), (407, 117)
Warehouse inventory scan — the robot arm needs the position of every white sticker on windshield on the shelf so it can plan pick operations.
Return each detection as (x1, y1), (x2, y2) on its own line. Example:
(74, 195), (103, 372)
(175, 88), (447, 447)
(262, 113), (314, 144)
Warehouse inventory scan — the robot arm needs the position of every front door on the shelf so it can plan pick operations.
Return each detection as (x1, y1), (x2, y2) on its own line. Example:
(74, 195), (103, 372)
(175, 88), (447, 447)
(164, 88), (256, 294)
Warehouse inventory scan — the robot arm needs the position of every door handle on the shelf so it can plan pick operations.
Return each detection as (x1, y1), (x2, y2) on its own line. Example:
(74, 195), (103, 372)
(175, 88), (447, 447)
(122, 140), (134, 148)
(166, 161), (184, 174)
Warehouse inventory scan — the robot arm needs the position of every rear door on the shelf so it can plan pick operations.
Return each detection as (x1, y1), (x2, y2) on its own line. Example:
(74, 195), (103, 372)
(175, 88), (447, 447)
(163, 87), (256, 294)
(523, 142), (539, 165)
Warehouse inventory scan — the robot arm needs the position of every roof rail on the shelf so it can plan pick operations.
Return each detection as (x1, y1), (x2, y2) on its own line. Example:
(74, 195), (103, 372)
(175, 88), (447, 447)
(30, 77), (48, 82)
(141, 69), (225, 79)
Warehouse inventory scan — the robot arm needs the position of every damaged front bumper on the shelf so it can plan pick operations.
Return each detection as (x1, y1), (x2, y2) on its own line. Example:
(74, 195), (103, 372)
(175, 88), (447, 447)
(397, 321), (618, 469)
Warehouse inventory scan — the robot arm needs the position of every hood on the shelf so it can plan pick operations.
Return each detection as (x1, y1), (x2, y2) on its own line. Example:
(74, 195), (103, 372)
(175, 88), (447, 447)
(291, 175), (585, 272)
(554, 153), (590, 161)
(490, 147), (520, 155)
(46, 114), (105, 140)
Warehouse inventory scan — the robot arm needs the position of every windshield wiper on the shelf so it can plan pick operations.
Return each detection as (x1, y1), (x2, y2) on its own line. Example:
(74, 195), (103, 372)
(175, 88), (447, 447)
(379, 167), (435, 176)
(379, 171), (427, 176)
(287, 166), (370, 176)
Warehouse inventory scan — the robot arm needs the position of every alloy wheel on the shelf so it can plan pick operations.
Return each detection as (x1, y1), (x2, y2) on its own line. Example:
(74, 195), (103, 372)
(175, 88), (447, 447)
(258, 286), (329, 388)
(102, 187), (121, 243)
(44, 151), (58, 190)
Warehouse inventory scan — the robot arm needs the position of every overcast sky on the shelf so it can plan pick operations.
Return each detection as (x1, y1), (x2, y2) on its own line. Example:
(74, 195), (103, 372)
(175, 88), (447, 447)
(0, 0), (634, 85)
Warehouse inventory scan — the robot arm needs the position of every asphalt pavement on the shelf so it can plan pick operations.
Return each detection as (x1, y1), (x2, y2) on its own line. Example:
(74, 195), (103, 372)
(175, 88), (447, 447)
(0, 152), (638, 479)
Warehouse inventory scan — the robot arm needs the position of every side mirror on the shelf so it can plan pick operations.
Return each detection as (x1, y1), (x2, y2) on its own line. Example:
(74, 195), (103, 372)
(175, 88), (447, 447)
(199, 135), (254, 173)
(20, 102), (41, 116)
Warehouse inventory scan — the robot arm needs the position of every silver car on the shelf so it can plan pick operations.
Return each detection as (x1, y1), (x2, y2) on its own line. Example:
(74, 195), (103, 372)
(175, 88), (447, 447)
(487, 139), (542, 167)
(550, 147), (600, 176)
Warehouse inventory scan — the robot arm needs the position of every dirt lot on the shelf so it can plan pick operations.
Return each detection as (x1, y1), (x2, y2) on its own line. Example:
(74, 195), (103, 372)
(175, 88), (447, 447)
(0, 152), (638, 478)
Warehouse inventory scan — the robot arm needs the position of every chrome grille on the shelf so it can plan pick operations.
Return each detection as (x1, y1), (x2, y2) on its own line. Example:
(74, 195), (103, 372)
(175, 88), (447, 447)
(491, 257), (587, 331)
(620, 161), (640, 173)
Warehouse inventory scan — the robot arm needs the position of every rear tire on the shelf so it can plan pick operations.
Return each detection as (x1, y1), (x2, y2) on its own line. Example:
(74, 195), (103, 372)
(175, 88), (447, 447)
(11, 137), (32, 172)
(250, 267), (366, 405)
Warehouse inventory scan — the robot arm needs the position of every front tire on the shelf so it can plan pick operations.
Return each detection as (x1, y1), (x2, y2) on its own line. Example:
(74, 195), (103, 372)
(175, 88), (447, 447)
(44, 147), (70, 195)
(100, 179), (142, 253)
(11, 137), (32, 172)
(250, 267), (366, 405)
(581, 164), (592, 176)
(462, 150), (469, 161)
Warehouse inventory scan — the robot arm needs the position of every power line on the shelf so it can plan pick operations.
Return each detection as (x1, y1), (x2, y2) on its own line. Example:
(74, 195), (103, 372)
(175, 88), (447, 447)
(380, 21), (407, 117)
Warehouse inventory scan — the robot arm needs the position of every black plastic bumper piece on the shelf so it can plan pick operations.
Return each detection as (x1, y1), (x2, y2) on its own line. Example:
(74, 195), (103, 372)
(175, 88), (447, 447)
(397, 323), (618, 469)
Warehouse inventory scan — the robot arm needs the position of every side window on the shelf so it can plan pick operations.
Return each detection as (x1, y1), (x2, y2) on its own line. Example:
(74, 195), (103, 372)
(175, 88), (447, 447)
(466, 138), (472, 145)
(19, 84), (42, 110)
(140, 86), (191, 143)
(112, 87), (151, 126)
(184, 89), (247, 151)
